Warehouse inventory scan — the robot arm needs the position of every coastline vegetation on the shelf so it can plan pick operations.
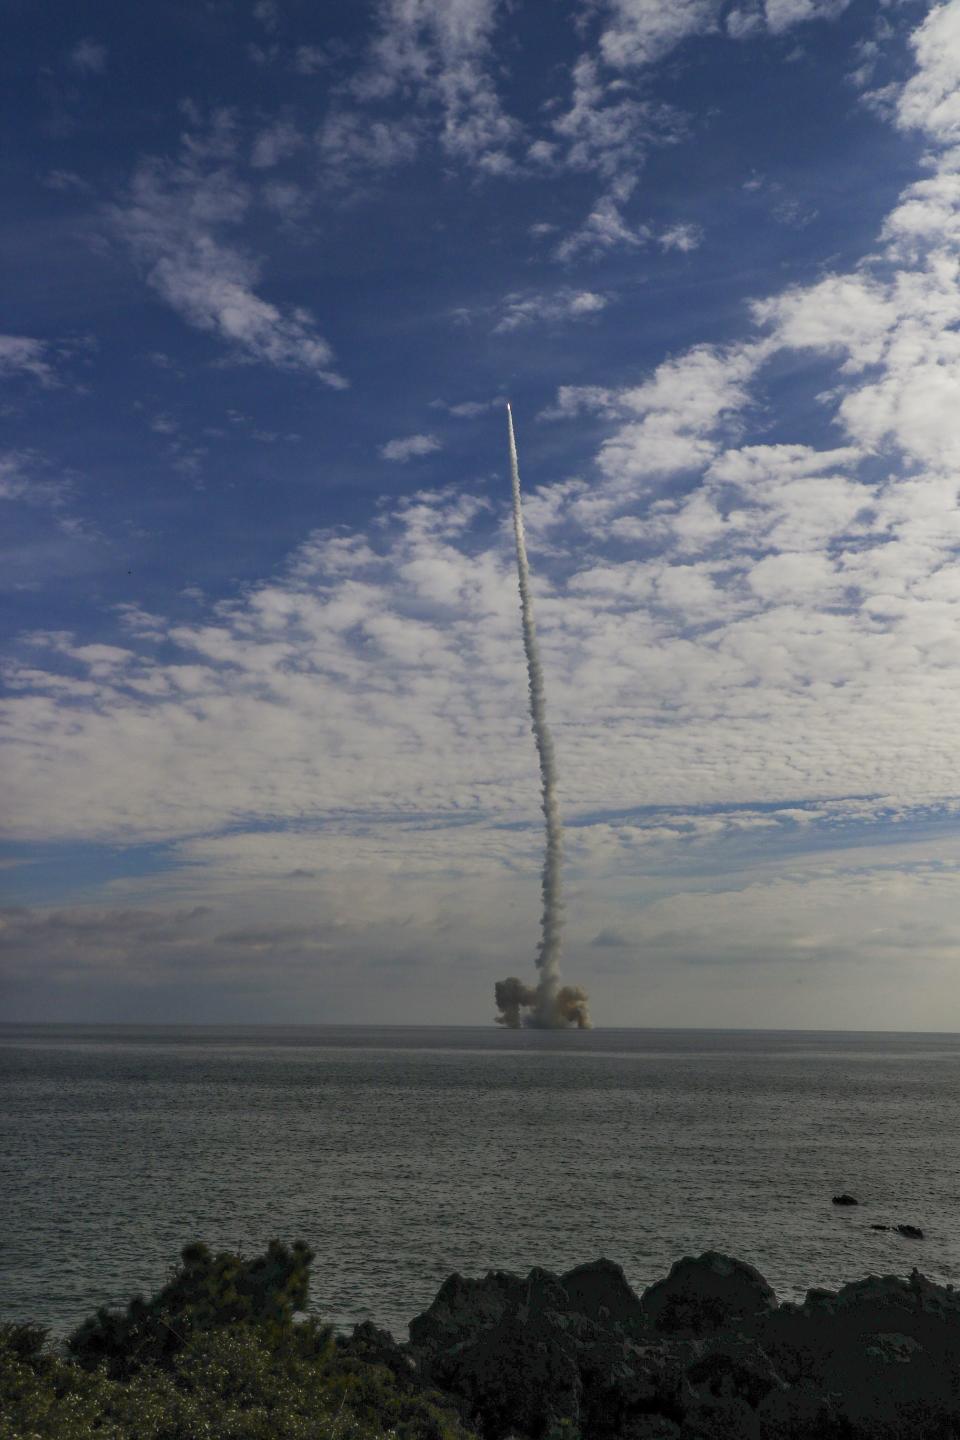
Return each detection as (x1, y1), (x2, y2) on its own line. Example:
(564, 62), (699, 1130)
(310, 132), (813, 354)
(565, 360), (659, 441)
(0, 1241), (476, 1440)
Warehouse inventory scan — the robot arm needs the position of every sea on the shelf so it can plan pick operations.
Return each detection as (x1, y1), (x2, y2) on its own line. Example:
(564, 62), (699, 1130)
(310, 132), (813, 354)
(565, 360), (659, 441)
(2, 1024), (959, 1342)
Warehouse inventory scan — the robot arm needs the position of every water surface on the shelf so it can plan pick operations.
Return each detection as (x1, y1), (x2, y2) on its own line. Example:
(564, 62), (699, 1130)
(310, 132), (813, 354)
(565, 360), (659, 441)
(2, 1024), (957, 1338)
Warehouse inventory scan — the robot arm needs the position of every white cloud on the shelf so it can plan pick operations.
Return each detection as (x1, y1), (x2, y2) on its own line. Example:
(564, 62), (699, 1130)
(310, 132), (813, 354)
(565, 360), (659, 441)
(540, 0), (850, 265)
(548, 56), (675, 178)
(490, 288), (609, 333)
(0, 453), (97, 593)
(0, 336), (56, 386)
(728, 0), (852, 39)
(1, 411), (950, 857)
(0, 453), (29, 501)
(657, 222), (703, 252)
(597, 0), (852, 52)
(253, 0), (279, 31)
(441, 399), (497, 418)
(293, 44), (329, 74)
(750, 73), (960, 472)
(70, 39), (107, 73)
(544, 56), (686, 262)
(897, 0), (960, 143)
(114, 119), (346, 387)
(250, 120), (304, 168)
(261, 179), (309, 219)
(555, 189), (650, 261)
(539, 385), (619, 420)
(771, 195), (819, 228)
(597, 0), (720, 69)
(763, 0), (851, 34)
(590, 342), (763, 487)
(0, 452), (75, 510)
(380, 433), (443, 462)
(883, 170), (960, 253)
(726, 8), (764, 39)
(42, 169), (92, 194)
(317, 111), (421, 178)
(752, 274), (895, 370)
(356, 0), (519, 173)
(747, 549), (841, 602)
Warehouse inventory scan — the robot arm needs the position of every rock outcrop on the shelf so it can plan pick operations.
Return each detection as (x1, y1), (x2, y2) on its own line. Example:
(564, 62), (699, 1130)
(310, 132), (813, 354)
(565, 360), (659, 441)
(338, 1319), (417, 1383)
(405, 1253), (960, 1440)
(751, 1267), (960, 1435)
(640, 1251), (777, 1337)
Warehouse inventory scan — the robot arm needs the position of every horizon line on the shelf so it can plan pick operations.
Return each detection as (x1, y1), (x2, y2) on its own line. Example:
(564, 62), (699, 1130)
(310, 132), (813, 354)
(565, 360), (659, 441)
(1, 1021), (958, 1036)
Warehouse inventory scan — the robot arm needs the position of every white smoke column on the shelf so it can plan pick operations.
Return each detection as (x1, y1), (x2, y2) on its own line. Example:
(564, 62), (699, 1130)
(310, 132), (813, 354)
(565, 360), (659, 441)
(496, 402), (591, 1029)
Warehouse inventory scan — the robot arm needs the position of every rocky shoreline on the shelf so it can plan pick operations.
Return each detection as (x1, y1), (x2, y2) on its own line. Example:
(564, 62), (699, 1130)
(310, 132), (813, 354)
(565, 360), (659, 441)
(352, 1249), (960, 1438)
(4, 1240), (960, 1439)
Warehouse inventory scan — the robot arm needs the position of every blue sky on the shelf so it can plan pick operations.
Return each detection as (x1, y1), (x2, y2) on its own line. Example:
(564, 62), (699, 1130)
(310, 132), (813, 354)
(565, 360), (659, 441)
(5, 0), (960, 1028)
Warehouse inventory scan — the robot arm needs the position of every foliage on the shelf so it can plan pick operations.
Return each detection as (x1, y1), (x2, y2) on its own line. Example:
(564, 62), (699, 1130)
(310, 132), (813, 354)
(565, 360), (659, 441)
(0, 1241), (476, 1440)
(67, 1239), (315, 1377)
(543, 1423), (582, 1440)
(0, 1323), (48, 1366)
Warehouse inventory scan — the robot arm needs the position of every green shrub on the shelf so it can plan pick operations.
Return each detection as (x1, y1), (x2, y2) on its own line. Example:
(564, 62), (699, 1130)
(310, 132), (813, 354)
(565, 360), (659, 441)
(67, 1239), (315, 1377)
(0, 1241), (476, 1440)
(0, 1327), (474, 1440)
(0, 1323), (48, 1367)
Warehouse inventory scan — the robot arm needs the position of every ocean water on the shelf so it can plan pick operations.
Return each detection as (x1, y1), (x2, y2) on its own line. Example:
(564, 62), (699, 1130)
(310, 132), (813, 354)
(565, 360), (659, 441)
(2, 1024), (959, 1341)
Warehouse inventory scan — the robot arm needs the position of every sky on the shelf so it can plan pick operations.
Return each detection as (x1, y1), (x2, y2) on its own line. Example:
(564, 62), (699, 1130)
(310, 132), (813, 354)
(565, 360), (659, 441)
(4, 0), (960, 1029)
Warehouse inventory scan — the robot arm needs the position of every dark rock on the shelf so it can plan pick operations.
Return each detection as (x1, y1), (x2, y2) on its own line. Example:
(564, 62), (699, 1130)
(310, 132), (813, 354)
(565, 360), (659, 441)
(409, 1269), (528, 1357)
(338, 1320), (417, 1382)
(410, 1263), (684, 1439)
(832, 1193), (859, 1206)
(755, 1379), (849, 1438)
(409, 1266), (587, 1438)
(409, 1256), (960, 1439)
(615, 1422), (684, 1440)
(753, 1268), (960, 1432)
(870, 1224), (890, 1231)
(683, 1334), (786, 1411)
(560, 1257), (646, 1334)
(896, 1224), (924, 1239)
(663, 1335), (788, 1440)
(426, 1308), (583, 1439)
(641, 1252), (778, 1337)
(577, 1334), (686, 1436)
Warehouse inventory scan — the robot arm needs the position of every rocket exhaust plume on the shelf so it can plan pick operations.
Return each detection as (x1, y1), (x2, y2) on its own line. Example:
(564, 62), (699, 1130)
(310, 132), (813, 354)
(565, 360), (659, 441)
(495, 403), (592, 1030)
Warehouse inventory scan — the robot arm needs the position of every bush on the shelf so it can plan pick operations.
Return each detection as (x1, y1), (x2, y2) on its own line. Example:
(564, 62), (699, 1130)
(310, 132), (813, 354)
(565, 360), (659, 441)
(0, 1241), (476, 1440)
(0, 1322), (48, 1367)
(68, 1239), (315, 1377)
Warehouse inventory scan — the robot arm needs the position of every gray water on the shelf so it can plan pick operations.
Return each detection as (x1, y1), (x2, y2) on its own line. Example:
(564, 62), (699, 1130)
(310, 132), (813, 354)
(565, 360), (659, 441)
(2, 1024), (958, 1341)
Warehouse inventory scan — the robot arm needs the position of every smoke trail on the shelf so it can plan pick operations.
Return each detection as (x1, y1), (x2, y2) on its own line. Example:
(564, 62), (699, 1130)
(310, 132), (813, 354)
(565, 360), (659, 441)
(495, 404), (591, 1030)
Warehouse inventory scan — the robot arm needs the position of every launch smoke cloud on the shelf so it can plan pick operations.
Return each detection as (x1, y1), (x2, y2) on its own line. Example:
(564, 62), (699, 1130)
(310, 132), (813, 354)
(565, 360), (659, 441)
(495, 404), (592, 1030)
